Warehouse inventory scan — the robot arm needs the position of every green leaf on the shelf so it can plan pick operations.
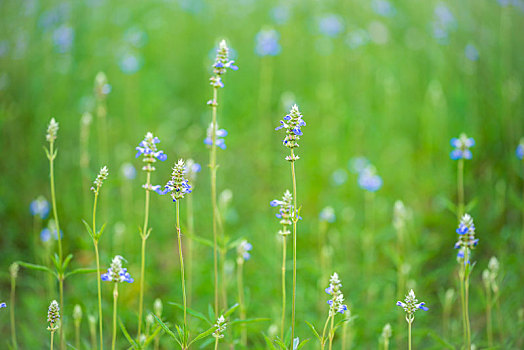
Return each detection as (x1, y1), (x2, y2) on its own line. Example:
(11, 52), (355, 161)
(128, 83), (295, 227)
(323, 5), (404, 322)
(208, 304), (215, 323)
(188, 327), (215, 346)
(64, 268), (98, 279)
(96, 223), (107, 240)
(142, 325), (163, 347)
(304, 321), (321, 342)
(262, 334), (277, 350)
(274, 337), (287, 349)
(82, 219), (94, 240)
(16, 261), (57, 278)
(119, 319), (139, 349)
(168, 302), (211, 325)
(185, 234), (214, 248)
(153, 315), (180, 345)
(62, 254), (74, 271)
(51, 254), (61, 272)
(295, 338), (310, 349)
(464, 197), (478, 213)
(223, 303), (239, 318)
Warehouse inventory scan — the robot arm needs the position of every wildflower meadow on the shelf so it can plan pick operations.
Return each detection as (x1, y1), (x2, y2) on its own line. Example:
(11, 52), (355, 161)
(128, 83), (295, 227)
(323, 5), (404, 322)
(1, 0), (524, 349)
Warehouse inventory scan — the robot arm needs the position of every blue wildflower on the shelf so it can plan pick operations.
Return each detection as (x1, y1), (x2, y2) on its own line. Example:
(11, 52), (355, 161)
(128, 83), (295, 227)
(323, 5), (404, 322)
(325, 273), (349, 315)
(255, 28), (282, 56)
(270, 5), (291, 25)
(450, 133), (475, 160)
(516, 138), (524, 160)
(276, 104), (306, 161)
(346, 29), (370, 49)
(371, 0), (396, 17)
(432, 3), (456, 44)
(396, 289), (428, 323)
(204, 123), (228, 149)
(101, 255), (134, 283)
(47, 300), (60, 332)
(454, 214), (478, 260)
(358, 165), (382, 192)
(119, 52), (143, 75)
(319, 206), (336, 223)
(52, 25), (74, 53)
(136, 132), (167, 174)
(40, 220), (63, 242)
(156, 159), (192, 201)
(0, 302), (6, 308)
(120, 162), (137, 180)
(209, 40), (238, 89)
(186, 159), (201, 183)
(30, 196), (50, 219)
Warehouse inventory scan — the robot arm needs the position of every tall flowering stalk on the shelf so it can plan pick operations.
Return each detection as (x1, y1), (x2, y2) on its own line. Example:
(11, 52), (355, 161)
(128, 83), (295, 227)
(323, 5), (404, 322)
(135, 132), (167, 337)
(44, 118), (66, 349)
(275, 104), (306, 347)
(157, 159), (193, 345)
(94, 72), (110, 164)
(84, 166), (109, 350)
(206, 39), (238, 314)
(323, 273), (349, 350)
(185, 159), (201, 307)
(396, 289), (428, 350)
(236, 240), (252, 346)
(47, 300), (61, 350)
(454, 214), (478, 350)
(101, 255), (134, 350)
(9, 263), (19, 350)
(212, 315), (227, 350)
(450, 133), (475, 219)
(270, 190), (293, 339)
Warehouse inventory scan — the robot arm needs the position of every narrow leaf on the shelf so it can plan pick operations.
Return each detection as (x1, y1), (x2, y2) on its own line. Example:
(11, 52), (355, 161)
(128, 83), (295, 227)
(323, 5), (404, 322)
(16, 261), (57, 278)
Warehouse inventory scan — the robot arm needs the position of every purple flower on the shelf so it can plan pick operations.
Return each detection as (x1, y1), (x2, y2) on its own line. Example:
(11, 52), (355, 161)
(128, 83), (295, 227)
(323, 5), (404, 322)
(156, 159), (193, 201)
(136, 132), (167, 172)
(465, 44), (479, 61)
(358, 165), (382, 192)
(516, 139), (524, 160)
(101, 256), (134, 283)
(0, 302), (6, 308)
(204, 123), (228, 150)
(30, 196), (50, 219)
(450, 133), (475, 160)
(318, 14), (344, 38)
(255, 29), (282, 56)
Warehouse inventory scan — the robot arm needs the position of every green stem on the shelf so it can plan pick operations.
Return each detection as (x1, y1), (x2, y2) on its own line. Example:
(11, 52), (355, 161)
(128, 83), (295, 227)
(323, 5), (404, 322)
(138, 172), (151, 338)
(341, 322), (348, 350)
(51, 331), (55, 350)
(214, 337), (219, 350)
(10, 274), (17, 350)
(210, 86), (219, 315)
(112, 283), (118, 350)
(328, 313), (334, 350)
(75, 323), (80, 350)
(187, 195), (194, 307)
(90, 318), (97, 349)
(237, 260), (246, 346)
(290, 151), (298, 349)
(460, 267), (467, 348)
(384, 335), (389, 350)
(465, 251), (471, 350)
(320, 314), (332, 350)
(176, 200), (188, 337)
(48, 141), (65, 350)
(457, 158), (464, 219)
(93, 192), (104, 350)
(280, 235), (287, 340)
(408, 321), (412, 350)
(486, 283), (493, 347)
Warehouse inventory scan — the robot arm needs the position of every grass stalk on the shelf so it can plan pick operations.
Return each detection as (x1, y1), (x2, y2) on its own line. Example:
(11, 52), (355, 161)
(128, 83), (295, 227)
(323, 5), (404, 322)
(138, 171), (151, 338)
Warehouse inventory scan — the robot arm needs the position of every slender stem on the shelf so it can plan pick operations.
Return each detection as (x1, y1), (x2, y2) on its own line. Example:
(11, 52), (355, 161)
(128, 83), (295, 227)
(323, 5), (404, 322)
(112, 284), (118, 350)
(95, 243), (103, 350)
(280, 235), (287, 340)
(320, 314), (332, 350)
(495, 292), (503, 342)
(90, 319), (97, 349)
(75, 323), (80, 350)
(214, 337), (219, 350)
(93, 192), (104, 350)
(457, 159), (464, 219)
(341, 322), (348, 350)
(328, 313), (335, 350)
(176, 200), (188, 334)
(460, 267), (467, 348)
(10, 274), (17, 350)
(138, 172), (152, 338)
(220, 247), (227, 311)
(210, 86), (219, 315)
(464, 250), (471, 350)
(408, 321), (412, 350)
(486, 284), (493, 347)
(290, 151), (298, 349)
(384, 335), (389, 350)
(49, 141), (65, 350)
(237, 260), (246, 346)
(51, 331), (55, 350)
(187, 195), (194, 307)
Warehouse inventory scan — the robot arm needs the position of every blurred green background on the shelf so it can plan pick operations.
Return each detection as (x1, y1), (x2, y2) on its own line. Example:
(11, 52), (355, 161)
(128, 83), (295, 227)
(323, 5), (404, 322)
(1, 0), (523, 348)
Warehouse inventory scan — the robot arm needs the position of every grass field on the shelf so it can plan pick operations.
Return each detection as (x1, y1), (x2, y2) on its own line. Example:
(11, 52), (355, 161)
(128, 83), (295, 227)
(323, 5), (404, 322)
(0, 0), (523, 349)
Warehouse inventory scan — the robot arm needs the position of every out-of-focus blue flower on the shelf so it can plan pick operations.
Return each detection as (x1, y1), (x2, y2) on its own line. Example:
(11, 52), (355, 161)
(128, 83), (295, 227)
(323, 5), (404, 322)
(331, 169), (348, 186)
(53, 25), (74, 53)
(348, 157), (370, 174)
(432, 3), (456, 44)
(372, 0), (396, 17)
(450, 133), (475, 160)
(516, 139), (524, 160)
(237, 240), (252, 262)
(346, 29), (370, 49)
(124, 27), (148, 48)
(119, 52), (143, 75)
(0, 302), (6, 308)
(319, 206), (336, 223)
(0, 41), (8, 58)
(204, 123), (228, 150)
(38, 3), (71, 32)
(358, 165), (382, 192)
(30, 196), (50, 219)
(270, 5), (291, 25)
(465, 44), (479, 61)
(318, 14), (344, 38)
(101, 256), (133, 283)
(120, 162), (137, 180)
(255, 29), (281, 56)
(497, 0), (511, 6)
(40, 221), (63, 242)
(186, 159), (201, 183)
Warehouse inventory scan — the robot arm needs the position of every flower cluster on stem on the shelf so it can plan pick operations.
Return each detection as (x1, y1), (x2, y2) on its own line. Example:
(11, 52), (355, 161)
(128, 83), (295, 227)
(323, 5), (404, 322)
(275, 104), (306, 161)
(454, 213), (478, 263)
(209, 40), (238, 90)
(136, 132), (167, 175)
(325, 273), (348, 316)
(47, 300), (61, 332)
(270, 190), (294, 235)
(450, 133), (475, 160)
(396, 289), (428, 323)
(101, 255), (134, 283)
(91, 166), (109, 194)
(156, 159), (192, 201)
